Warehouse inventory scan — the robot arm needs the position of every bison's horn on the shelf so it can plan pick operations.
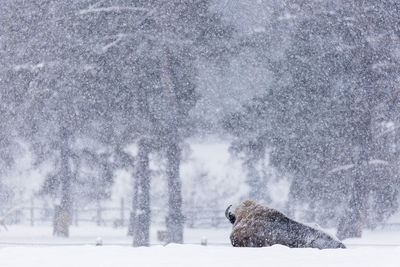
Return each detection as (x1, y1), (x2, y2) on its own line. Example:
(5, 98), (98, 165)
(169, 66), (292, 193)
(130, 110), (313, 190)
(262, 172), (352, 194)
(225, 205), (236, 224)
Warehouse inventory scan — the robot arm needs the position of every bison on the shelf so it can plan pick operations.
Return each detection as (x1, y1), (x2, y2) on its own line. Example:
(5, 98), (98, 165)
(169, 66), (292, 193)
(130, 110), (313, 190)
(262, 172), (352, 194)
(225, 200), (346, 249)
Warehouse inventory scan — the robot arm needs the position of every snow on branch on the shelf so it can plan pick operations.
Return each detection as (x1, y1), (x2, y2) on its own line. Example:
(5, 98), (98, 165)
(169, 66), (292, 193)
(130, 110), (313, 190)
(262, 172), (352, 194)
(140, 32), (193, 46)
(99, 32), (192, 54)
(328, 159), (390, 175)
(327, 164), (354, 175)
(78, 6), (150, 15)
(14, 63), (45, 71)
(101, 34), (127, 53)
(369, 159), (390, 166)
(377, 124), (400, 138)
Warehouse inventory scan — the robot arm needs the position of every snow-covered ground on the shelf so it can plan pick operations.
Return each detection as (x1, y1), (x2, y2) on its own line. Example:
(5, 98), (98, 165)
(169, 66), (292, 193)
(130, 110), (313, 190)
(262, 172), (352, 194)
(2, 243), (400, 267)
(0, 224), (232, 246)
(1, 225), (400, 267)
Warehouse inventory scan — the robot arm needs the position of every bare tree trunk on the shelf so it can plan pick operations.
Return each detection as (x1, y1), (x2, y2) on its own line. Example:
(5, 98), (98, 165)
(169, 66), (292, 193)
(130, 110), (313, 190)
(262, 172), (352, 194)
(160, 47), (184, 244)
(337, 112), (371, 240)
(337, 149), (369, 239)
(96, 199), (102, 226)
(165, 141), (184, 244)
(246, 155), (270, 204)
(120, 198), (125, 226)
(133, 139), (151, 247)
(53, 126), (72, 237)
(246, 159), (262, 201)
(285, 178), (301, 219)
(128, 173), (138, 236)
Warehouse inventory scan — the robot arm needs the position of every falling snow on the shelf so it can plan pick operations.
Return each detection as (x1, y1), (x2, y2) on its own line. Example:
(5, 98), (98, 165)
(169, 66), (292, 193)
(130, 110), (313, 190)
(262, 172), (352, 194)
(1, 0), (400, 266)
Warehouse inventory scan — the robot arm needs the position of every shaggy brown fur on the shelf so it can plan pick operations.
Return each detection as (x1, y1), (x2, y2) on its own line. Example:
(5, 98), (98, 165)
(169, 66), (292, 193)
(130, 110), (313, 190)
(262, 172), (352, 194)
(228, 200), (345, 249)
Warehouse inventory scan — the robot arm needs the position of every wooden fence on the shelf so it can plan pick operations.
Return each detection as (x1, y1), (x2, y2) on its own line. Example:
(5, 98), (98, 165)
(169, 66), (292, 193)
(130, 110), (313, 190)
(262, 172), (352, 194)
(4, 198), (229, 229)
(6, 198), (400, 230)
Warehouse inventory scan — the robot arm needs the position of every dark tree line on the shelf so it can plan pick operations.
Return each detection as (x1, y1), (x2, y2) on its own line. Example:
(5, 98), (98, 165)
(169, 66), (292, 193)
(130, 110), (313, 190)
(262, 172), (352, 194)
(225, 0), (400, 239)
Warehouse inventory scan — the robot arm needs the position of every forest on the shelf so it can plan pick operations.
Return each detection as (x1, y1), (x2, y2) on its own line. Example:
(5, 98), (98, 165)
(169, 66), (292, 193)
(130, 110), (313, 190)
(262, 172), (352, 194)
(1, 0), (400, 247)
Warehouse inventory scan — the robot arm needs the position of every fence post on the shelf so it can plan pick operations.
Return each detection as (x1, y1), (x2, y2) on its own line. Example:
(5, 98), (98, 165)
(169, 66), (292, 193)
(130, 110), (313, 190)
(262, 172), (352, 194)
(30, 197), (34, 226)
(74, 207), (79, 226)
(120, 198), (125, 226)
(96, 200), (102, 226)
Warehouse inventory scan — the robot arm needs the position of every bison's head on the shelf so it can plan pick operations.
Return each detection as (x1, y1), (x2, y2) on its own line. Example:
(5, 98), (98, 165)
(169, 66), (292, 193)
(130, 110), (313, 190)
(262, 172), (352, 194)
(225, 205), (236, 224)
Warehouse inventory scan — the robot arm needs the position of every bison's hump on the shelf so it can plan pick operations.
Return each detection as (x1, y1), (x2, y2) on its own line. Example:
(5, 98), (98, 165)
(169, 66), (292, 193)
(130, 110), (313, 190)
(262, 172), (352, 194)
(229, 200), (346, 249)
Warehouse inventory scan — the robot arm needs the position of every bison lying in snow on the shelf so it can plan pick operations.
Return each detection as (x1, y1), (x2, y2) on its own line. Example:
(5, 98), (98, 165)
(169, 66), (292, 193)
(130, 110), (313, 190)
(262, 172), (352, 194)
(225, 200), (345, 249)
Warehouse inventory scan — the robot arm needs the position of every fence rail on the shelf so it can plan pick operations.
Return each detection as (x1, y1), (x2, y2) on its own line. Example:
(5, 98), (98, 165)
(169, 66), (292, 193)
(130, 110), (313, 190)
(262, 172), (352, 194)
(2, 199), (229, 229)
(4, 199), (400, 230)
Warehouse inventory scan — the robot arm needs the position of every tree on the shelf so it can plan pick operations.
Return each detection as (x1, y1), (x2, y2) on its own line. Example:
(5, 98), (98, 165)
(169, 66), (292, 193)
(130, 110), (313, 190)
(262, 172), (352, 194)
(93, 0), (233, 245)
(334, 0), (400, 239)
(153, 0), (233, 244)
(223, 98), (271, 203)
(0, 0), (47, 211)
(4, 0), (114, 236)
(225, 0), (400, 238)
(44, 0), (232, 245)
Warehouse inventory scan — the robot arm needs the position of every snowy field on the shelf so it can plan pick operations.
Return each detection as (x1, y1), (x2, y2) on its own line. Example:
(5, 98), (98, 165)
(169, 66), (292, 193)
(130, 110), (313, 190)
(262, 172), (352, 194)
(1, 225), (400, 267)
(2, 244), (400, 267)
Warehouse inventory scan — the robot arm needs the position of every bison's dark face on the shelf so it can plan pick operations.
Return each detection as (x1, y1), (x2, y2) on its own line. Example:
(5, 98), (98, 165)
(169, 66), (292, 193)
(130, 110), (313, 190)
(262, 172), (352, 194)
(225, 205), (236, 224)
